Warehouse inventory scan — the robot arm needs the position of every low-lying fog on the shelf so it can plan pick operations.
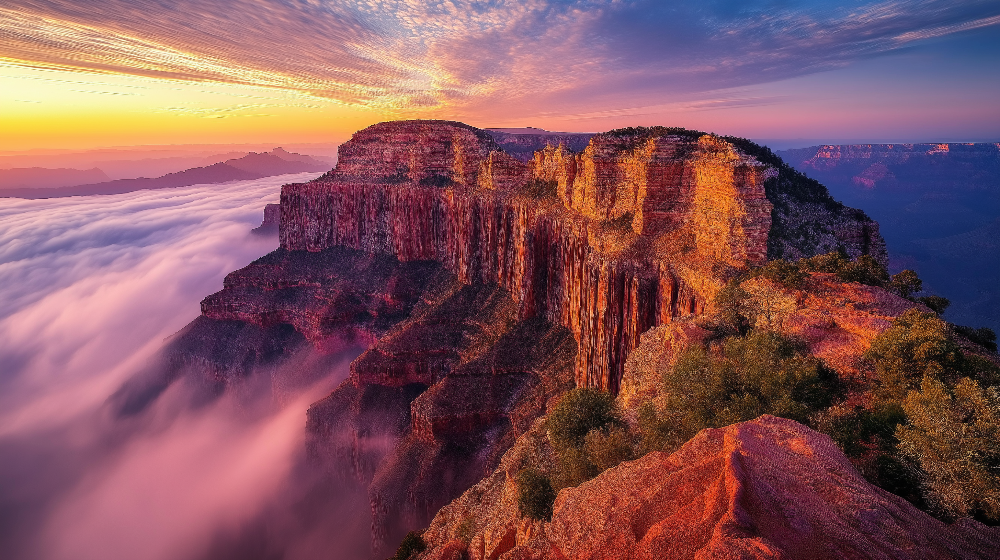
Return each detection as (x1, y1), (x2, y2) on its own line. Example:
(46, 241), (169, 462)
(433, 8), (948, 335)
(0, 175), (368, 560)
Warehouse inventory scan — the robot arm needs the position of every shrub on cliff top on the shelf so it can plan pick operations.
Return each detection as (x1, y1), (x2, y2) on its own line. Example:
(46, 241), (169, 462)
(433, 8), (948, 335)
(888, 269), (923, 299)
(918, 295), (951, 314)
(548, 388), (623, 450)
(662, 331), (843, 438)
(606, 125), (705, 141)
(954, 325), (998, 353)
(390, 531), (426, 560)
(897, 376), (1000, 522)
(797, 251), (891, 288)
(754, 258), (807, 289)
(547, 388), (632, 489)
(864, 309), (966, 404)
(516, 468), (556, 521)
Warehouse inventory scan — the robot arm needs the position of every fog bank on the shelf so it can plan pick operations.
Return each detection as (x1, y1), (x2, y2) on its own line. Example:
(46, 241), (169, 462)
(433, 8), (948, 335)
(0, 175), (366, 560)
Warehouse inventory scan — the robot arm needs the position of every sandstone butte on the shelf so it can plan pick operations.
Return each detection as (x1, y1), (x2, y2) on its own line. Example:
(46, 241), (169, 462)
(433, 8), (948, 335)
(117, 119), (991, 558)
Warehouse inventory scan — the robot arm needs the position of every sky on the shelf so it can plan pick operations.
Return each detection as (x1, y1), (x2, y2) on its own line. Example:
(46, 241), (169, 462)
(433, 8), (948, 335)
(0, 175), (371, 560)
(1, 0), (999, 150)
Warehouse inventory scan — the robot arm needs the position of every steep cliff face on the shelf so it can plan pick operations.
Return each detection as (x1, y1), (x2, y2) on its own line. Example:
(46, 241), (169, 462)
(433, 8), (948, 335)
(280, 121), (797, 393)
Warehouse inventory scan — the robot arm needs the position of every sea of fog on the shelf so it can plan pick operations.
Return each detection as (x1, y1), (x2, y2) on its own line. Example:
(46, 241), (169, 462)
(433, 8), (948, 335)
(0, 175), (368, 560)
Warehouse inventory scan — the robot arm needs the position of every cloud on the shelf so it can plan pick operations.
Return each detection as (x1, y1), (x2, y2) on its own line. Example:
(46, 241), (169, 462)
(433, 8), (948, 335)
(3, 0), (999, 115)
(0, 174), (371, 560)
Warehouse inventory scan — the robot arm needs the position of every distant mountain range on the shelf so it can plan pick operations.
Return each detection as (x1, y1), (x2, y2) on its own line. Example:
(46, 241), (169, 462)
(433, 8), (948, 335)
(485, 127), (594, 161)
(777, 143), (1000, 333)
(0, 148), (331, 199)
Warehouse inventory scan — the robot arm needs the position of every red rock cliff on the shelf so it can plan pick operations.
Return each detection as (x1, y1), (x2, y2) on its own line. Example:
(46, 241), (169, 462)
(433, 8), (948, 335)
(279, 121), (774, 393)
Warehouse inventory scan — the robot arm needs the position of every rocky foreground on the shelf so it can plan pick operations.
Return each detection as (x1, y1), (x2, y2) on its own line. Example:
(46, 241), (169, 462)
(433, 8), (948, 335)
(421, 416), (999, 560)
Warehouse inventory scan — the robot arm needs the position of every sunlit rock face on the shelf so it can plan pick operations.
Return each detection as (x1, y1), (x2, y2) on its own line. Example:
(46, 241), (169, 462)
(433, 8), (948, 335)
(280, 121), (790, 393)
(421, 416), (1000, 560)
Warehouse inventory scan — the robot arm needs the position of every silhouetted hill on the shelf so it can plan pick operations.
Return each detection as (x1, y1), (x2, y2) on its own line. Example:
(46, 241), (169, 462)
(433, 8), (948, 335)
(0, 148), (331, 199)
(0, 167), (110, 189)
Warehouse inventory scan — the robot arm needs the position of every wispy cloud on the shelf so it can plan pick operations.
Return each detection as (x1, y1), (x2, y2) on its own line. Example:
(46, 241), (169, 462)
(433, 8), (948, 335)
(2, 0), (999, 115)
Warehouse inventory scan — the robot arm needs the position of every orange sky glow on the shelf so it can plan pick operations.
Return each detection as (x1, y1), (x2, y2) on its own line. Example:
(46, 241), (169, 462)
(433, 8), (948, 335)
(2, 1), (999, 152)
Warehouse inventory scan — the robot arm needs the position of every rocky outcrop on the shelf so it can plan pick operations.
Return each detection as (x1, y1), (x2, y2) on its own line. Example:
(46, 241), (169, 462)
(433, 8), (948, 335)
(200, 246), (441, 352)
(421, 416), (1000, 560)
(280, 121), (795, 393)
(250, 203), (281, 235)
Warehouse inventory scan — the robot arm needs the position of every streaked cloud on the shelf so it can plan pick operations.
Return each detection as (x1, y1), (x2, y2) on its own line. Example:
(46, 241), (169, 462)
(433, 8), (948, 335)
(3, 0), (999, 116)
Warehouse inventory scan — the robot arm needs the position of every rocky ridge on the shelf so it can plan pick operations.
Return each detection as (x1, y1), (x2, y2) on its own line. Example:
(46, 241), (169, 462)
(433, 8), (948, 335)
(420, 415), (999, 560)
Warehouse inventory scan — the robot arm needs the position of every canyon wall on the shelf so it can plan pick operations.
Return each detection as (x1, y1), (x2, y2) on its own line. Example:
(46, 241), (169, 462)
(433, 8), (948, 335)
(280, 121), (776, 393)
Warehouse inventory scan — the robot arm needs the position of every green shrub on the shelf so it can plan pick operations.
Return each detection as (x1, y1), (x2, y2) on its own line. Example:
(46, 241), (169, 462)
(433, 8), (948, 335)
(799, 251), (850, 274)
(897, 377), (1000, 522)
(662, 331), (843, 438)
(583, 426), (635, 472)
(710, 279), (755, 336)
(822, 404), (923, 504)
(551, 445), (599, 491)
(954, 325), (998, 352)
(755, 259), (806, 289)
(390, 531), (426, 560)
(917, 295), (951, 314)
(797, 251), (890, 288)
(635, 401), (679, 454)
(889, 269), (923, 299)
(966, 354), (1000, 387)
(516, 468), (556, 521)
(837, 255), (890, 286)
(864, 309), (965, 403)
(548, 388), (623, 451)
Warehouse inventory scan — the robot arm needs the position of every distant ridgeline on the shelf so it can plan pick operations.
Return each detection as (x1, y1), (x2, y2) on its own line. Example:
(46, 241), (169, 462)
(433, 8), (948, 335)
(0, 147), (330, 199)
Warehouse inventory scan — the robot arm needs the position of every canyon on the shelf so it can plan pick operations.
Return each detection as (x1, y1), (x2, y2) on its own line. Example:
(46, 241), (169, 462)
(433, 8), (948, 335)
(114, 120), (995, 559)
(777, 142), (1000, 333)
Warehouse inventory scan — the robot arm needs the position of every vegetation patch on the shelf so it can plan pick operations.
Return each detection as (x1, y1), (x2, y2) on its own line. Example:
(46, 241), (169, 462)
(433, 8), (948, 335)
(389, 531), (426, 560)
(651, 331), (843, 445)
(516, 468), (557, 521)
(523, 178), (559, 199)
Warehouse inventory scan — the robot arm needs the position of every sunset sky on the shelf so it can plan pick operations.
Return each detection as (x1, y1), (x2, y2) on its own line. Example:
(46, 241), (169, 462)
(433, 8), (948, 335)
(2, 0), (999, 150)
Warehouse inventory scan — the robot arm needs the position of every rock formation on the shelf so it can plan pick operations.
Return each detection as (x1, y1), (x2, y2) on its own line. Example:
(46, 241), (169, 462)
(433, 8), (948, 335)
(251, 203), (281, 235)
(279, 120), (867, 393)
(420, 416), (1000, 560)
(121, 120), (896, 556)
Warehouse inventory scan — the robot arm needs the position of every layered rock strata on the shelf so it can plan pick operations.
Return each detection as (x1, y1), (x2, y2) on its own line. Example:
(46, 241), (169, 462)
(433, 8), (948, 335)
(307, 277), (577, 551)
(280, 121), (786, 393)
